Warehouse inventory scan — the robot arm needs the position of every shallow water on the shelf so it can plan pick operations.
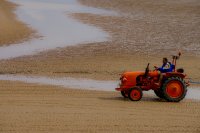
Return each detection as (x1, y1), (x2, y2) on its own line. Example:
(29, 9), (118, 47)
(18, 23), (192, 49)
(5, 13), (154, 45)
(0, 0), (117, 60)
(0, 74), (199, 100)
(0, 75), (118, 91)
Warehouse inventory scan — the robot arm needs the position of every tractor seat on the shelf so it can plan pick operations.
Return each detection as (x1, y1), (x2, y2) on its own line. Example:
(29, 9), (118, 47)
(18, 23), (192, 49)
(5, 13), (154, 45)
(171, 64), (175, 71)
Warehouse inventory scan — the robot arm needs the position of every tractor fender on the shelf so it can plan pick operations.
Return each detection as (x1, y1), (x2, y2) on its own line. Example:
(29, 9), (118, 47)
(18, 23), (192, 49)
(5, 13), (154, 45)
(164, 72), (186, 79)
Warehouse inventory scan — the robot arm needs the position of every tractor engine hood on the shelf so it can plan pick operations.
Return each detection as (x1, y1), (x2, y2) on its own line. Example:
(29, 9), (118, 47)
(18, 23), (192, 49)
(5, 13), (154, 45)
(121, 71), (144, 78)
(120, 71), (144, 87)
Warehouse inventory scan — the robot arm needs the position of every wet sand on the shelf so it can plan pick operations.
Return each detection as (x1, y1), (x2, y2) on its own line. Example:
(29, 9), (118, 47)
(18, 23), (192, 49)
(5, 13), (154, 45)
(0, 45), (200, 81)
(0, 80), (200, 133)
(78, 0), (200, 55)
(0, 0), (199, 81)
(0, 0), (34, 46)
(0, 74), (200, 100)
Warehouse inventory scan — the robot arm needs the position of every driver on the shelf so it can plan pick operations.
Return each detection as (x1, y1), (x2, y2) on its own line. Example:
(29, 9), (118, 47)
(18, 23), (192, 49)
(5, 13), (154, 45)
(154, 58), (173, 85)
(155, 58), (172, 73)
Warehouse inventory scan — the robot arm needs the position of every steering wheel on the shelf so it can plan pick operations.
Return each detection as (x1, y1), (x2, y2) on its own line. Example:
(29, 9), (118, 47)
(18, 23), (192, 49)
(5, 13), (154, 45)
(153, 66), (158, 71)
(144, 63), (150, 77)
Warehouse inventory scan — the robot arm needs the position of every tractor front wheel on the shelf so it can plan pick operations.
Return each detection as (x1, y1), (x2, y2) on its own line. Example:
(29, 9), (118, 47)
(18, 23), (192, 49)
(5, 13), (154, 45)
(128, 87), (143, 101)
(162, 77), (187, 102)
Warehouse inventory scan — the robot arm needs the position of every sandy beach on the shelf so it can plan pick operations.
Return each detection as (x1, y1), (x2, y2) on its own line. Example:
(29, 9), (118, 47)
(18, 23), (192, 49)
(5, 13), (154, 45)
(0, 81), (200, 133)
(0, 0), (200, 132)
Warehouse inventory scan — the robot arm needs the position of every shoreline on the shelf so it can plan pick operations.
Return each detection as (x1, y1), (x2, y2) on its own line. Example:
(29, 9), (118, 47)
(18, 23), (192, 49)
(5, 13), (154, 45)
(0, 74), (200, 101)
(0, 0), (117, 60)
(0, 0), (199, 81)
(0, 0), (35, 46)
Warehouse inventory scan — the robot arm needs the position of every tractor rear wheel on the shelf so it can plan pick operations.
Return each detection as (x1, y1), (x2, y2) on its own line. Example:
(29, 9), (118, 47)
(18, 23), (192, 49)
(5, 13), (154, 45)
(128, 87), (143, 101)
(162, 77), (187, 102)
(154, 90), (164, 99)
(121, 91), (128, 98)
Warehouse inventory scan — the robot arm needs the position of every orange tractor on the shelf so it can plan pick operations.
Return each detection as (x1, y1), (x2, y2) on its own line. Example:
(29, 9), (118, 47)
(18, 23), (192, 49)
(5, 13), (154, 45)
(116, 53), (189, 102)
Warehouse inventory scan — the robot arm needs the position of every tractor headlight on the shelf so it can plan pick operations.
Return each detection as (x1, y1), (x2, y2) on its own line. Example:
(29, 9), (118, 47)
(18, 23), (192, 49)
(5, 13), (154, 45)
(120, 76), (127, 85)
(122, 77), (127, 83)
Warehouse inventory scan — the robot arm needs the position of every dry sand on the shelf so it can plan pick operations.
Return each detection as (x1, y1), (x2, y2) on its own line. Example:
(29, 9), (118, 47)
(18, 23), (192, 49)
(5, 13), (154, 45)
(0, 0), (35, 46)
(0, 80), (200, 133)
